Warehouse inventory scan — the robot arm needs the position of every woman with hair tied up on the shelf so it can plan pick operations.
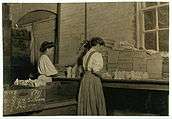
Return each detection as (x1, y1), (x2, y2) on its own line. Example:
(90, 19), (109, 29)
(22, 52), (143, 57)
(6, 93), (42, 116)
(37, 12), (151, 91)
(37, 41), (58, 83)
(78, 37), (109, 115)
(14, 41), (58, 87)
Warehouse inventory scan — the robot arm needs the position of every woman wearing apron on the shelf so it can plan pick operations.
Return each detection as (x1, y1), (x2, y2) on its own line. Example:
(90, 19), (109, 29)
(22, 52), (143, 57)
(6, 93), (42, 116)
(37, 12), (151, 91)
(78, 37), (106, 115)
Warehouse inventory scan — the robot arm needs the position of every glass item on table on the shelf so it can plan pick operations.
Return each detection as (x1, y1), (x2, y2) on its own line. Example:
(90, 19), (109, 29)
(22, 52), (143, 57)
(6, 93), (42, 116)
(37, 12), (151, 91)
(78, 66), (84, 78)
(71, 65), (77, 78)
(66, 66), (72, 78)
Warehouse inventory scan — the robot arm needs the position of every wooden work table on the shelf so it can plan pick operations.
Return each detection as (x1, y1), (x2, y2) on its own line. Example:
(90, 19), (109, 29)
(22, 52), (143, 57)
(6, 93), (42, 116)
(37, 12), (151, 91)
(52, 77), (169, 91)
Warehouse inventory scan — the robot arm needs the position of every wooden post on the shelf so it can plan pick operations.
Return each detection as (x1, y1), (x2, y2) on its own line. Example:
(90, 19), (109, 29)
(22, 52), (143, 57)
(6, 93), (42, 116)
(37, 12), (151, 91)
(54, 3), (61, 64)
(3, 3), (12, 85)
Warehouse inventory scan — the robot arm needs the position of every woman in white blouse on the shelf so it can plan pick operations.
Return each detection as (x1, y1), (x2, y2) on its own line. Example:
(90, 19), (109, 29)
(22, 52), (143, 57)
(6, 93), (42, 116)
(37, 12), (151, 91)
(37, 41), (58, 83)
(14, 41), (58, 87)
(77, 37), (107, 115)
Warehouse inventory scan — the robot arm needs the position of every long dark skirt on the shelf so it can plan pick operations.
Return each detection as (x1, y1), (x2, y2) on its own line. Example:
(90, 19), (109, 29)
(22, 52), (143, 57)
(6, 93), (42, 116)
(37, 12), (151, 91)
(77, 71), (106, 115)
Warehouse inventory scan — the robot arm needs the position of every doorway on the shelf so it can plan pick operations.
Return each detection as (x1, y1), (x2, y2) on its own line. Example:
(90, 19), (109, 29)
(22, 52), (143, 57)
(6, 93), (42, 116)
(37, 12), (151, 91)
(11, 10), (57, 82)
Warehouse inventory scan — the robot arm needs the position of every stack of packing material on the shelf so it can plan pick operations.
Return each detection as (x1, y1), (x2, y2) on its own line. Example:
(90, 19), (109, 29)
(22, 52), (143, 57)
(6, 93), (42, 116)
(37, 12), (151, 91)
(132, 50), (148, 72)
(113, 70), (149, 80)
(117, 50), (133, 71)
(107, 49), (163, 80)
(107, 50), (120, 73)
(107, 49), (148, 72)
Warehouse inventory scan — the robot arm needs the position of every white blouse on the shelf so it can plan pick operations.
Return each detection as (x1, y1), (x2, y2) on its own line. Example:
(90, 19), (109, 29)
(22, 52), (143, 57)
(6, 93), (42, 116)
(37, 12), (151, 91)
(38, 54), (58, 76)
(83, 47), (103, 72)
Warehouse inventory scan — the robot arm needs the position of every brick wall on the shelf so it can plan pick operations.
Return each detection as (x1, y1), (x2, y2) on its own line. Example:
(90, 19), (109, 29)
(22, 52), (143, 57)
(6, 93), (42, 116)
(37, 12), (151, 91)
(58, 3), (136, 65)
(9, 3), (58, 26)
(7, 3), (137, 66)
(87, 2), (136, 45)
(58, 3), (85, 65)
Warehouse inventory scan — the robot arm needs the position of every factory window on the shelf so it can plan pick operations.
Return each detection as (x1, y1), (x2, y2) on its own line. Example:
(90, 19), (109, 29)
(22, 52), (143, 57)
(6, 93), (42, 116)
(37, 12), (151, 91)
(138, 2), (169, 52)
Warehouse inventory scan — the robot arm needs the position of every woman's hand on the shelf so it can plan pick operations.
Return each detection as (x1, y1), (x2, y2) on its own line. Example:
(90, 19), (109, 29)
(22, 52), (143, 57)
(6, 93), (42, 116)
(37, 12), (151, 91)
(101, 72), (112, 79)
(92, 69), (112, 79)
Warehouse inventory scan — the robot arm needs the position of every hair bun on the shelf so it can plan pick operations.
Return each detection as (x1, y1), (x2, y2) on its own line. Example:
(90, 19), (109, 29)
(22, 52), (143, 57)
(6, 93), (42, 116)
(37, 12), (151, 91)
(40, 41), (54, 52)
(90, 37), (105, 46)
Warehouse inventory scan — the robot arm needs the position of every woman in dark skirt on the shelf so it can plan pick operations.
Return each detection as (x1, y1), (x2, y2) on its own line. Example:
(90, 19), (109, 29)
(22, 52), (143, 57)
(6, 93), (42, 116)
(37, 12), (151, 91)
(78, 37), (106, 115)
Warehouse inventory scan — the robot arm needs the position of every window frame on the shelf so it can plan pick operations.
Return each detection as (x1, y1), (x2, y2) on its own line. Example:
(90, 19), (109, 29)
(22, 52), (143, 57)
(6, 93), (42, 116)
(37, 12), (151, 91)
(136, 2), (169, 52)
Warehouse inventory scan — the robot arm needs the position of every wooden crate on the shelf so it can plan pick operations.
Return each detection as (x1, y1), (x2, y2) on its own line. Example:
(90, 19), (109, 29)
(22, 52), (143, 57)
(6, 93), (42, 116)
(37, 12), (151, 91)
(107, 63), (117, 73)
(117, 59), (133, 71)
(162, 57), (169, 73)
(107, 49), (148, 72)
(3, 87), (46, 115)
(147, 54), (163, 79)
(133, 57), (147, 72)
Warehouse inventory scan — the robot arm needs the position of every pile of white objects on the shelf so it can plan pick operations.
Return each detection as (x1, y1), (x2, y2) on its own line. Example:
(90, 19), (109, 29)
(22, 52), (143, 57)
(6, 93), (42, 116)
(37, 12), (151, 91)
(112, 70), (149, 80)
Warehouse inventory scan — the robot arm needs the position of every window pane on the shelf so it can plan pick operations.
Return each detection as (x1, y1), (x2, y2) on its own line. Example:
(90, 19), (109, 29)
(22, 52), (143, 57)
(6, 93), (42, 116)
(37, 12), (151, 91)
(159, 30), (169, 51)
(145, 32), (157, 50)
(145, 2), (157, 7)
(144, 10), (156, 30)
(158, 6), (169, 28)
